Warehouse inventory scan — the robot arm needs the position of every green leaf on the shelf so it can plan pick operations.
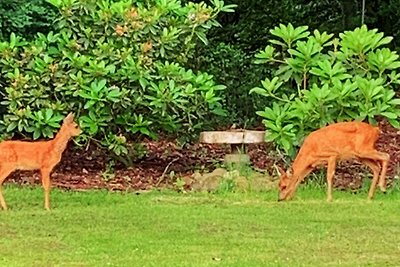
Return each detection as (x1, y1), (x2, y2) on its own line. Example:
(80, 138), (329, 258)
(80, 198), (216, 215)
(107, 89), (122, 98)
(37, 111), (45, 121)
(388, 119), (400, 128)
(265, 120), (280, 132)
(139, 78), (148, 89)
(48, 122), (60, 128)
(282, 124), (294, 131)
(381, 112), (397, 119)
(195, 31), (208, 45)
(256, 107), (276, 120)
(78, 91), (93, 99)
(255, 45), (275, 61)
(6, 121), (17, 132)
(211, 107), (227, 116)
(43, 127), (53, 137)
(213, 85), (226, 91)
(249, 87), (268, 96)
(281, 138), (292, 153)
(205, 89), (214, 100)
(269, 39), (287, 47)
(45, 109), (53, 121)
(98, 79), (107, 90)
(33, 129), (41, 140)
(220, 4), (237, 12)
(140, 127), (151, 136)
(84, 100), (96, 109)
(388, 99), (400, 105)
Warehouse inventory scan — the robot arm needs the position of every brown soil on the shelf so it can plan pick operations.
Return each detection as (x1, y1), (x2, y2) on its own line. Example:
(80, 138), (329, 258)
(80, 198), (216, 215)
(6, 120), (400, 192)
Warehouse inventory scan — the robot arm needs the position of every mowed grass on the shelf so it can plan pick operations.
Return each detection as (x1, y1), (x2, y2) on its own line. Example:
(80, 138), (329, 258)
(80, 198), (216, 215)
(1, 185), (400, 267)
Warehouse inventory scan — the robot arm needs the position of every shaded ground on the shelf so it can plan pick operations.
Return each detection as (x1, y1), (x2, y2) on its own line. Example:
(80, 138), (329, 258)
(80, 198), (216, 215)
(6, 120), (400, 192)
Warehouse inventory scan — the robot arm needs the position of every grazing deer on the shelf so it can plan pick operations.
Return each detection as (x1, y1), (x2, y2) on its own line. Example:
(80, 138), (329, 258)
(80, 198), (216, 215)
(0, 113), (81, 210)
(277, 121), (389, 202)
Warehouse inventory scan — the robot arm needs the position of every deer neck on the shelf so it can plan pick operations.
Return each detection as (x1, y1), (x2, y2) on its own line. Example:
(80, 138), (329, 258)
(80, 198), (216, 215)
(290, 151), (314, 184)
(50, 125), (72, 154)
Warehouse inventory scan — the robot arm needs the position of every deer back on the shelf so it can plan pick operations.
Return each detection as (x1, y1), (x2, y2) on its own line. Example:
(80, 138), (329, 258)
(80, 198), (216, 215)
(299, 121), (380, 160)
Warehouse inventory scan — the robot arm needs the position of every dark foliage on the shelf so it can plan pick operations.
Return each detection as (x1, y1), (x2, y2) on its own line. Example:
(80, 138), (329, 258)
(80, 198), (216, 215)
(0, 0), (57, 40)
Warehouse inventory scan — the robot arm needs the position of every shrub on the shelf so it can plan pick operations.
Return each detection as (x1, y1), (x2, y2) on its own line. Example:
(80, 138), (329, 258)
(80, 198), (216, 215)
(251, 24), (400, 156)
(0, 0), (235, 161)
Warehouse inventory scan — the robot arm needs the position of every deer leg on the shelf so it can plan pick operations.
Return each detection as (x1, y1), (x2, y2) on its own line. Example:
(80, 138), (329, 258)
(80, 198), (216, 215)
(326, 157), (337, 202)
(40, 168), (52, 211)
(0, 166), (14, 210)
(358, 151), (389, 194)
(378, 153), (389, 193)
(360, 159), (380, 199)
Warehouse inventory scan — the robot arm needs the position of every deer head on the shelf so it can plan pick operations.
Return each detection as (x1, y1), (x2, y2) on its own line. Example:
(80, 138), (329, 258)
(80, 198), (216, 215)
(62, 113), (81, 137)
(276, 166), (296, 201)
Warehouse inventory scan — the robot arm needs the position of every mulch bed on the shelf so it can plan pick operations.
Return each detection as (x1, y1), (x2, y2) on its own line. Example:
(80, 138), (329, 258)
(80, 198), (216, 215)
(6, 120), (400, 192)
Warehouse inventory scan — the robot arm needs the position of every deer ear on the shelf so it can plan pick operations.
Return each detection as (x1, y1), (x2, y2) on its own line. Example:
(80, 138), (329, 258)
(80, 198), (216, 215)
(274, 164), (286, 177)
(287, 167), (293, 176)
(64, 112), (75, 122)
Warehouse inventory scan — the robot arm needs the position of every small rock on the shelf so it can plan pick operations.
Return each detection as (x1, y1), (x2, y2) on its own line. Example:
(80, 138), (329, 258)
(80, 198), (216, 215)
(235, 176), (249, 192)
(191, 168), (227, 192)
(182, 175), (194, 186)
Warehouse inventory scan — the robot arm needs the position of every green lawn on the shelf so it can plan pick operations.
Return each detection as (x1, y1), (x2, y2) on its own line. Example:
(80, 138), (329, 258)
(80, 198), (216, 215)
(1, 185), (400, 267)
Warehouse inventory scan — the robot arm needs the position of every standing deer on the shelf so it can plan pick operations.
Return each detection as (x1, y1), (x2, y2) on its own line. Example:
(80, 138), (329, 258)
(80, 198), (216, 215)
(277, 121), (389, 201)
(0, 113), (81, 210)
